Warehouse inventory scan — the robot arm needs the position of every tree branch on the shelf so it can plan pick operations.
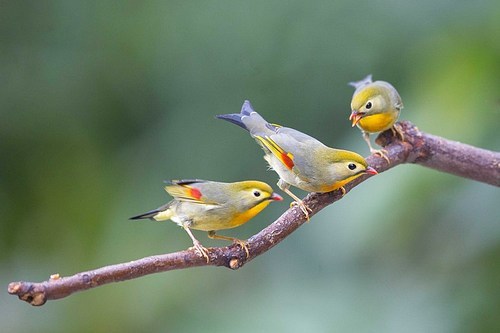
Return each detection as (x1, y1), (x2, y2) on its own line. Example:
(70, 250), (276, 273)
(7, 121), (500, 306)
(376, 123), (500, 186)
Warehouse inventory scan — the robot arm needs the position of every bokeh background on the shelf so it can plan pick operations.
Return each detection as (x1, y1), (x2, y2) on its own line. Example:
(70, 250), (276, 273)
(1, 1), (499, 332)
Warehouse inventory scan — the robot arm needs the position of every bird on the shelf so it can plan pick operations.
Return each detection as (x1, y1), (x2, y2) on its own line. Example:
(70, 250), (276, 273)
(216, 100), (378, 220)
(349, 74), (404, 161)
(130, 179), (282, 261)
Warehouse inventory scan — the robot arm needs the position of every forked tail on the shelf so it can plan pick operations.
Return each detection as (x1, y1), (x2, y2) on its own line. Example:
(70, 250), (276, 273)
(215, 100), (255, 131)
(216, 100), (275, 136)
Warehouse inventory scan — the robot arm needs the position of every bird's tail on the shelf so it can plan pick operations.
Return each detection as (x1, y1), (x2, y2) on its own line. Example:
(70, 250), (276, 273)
(129, 204), (173, 221)
(215, 113), (247, 130)
(215, 100), (255, 130)
(216, 100), (275, 135)
(348, 74), (373, 89)
(129, 208), (161, 220)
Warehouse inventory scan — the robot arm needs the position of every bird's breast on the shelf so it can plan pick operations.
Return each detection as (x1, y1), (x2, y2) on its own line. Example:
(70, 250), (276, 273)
(358, 111), (398, 133)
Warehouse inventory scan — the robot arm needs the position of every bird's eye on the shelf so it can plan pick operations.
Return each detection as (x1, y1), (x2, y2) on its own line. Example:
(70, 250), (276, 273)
(253, 191), (261, 197)
(348, 163), (357, 170)
(365, 101), (372, 109)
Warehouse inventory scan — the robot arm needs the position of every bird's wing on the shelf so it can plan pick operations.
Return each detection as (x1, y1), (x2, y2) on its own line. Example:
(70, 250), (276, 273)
(255, 134), (296, 171)
(255, 127), (321, 179)
(164, 180), (221, 205)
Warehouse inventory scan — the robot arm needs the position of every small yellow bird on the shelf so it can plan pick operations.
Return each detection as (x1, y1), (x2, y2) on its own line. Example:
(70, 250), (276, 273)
(217, 100), (377, 219)
(130, 179), (282, 261)
(349, 75), (404, 161)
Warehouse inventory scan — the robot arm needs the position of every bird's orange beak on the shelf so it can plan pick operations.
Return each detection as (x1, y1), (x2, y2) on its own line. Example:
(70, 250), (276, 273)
(349, 111), (363, 127)
(365, 166), (378, 175)
(271, 193), (283, 201)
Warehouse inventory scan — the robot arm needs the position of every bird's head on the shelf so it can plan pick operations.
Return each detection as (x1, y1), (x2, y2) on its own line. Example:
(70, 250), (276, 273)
(231, 181), (283, 211)
(325, 150), (378, 186)
(350, 85), (392, 127)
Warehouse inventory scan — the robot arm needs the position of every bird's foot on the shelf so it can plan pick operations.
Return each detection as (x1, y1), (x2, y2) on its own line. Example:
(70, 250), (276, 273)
(370, 148), (390, 163)
(232, 239), (250, 258)
(189, 241), (210, 263)
(392, 123), (405, 141)
(207, 231), (250, 258)
(339, 186), (346, 196)
(290, 200), (313, 221)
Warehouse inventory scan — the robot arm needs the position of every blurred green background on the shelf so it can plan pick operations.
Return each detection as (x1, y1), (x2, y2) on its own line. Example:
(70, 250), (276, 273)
(2, 1), (499, 332)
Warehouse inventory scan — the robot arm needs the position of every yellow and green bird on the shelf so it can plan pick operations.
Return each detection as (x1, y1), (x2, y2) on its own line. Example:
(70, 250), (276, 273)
(349, 75), (404, 161)
(130, 179), (282, 261)
(217, 100), (377, 220)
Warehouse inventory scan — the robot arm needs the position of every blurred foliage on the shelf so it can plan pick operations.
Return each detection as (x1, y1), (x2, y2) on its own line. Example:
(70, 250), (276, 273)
(1, 1), (499, 332)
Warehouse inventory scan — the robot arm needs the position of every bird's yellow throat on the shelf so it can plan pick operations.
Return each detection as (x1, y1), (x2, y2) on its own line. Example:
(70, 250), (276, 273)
(230, 200), (272, 228)
(358, 112), (398, 133)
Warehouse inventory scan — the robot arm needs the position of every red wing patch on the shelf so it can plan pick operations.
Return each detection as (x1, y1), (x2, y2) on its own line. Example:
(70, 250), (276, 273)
(280, 152), (295, 170)
(188, 187), (202, 201)
(165, 182), (208, 203)
(255, 135), (295, 171)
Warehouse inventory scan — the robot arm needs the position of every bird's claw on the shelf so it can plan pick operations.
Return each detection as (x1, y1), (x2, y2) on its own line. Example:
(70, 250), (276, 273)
(291, 200), (312, 221)
(370, 148), (390, 163)
(207, 231), (250, 259)
(392, 123), (405, 141)
(232, 239), (250, 258)
(339, 186), (346, 196)
(189, 242), (210, 263)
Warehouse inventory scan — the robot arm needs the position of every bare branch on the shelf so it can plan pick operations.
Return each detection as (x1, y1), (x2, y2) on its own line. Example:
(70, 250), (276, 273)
(8, 121), (499, 306)
(376, 123), (500, 186)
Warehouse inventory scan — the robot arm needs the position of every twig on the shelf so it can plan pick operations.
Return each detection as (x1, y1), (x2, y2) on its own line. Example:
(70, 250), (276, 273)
(7, 121), (500, 306)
